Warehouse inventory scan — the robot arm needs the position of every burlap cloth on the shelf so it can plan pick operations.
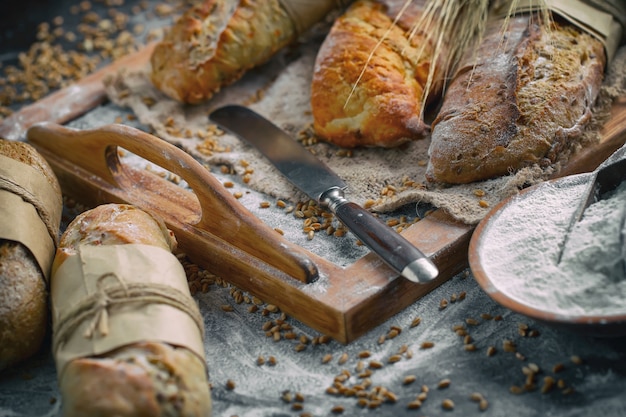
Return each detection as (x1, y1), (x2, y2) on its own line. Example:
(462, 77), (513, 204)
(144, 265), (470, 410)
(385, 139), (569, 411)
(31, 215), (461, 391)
(104, 30), (626, 225)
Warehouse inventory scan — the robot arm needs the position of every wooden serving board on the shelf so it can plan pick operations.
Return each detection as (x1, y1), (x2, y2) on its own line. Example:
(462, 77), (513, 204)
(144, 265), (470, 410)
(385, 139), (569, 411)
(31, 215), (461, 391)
(2, 44), (625, 343)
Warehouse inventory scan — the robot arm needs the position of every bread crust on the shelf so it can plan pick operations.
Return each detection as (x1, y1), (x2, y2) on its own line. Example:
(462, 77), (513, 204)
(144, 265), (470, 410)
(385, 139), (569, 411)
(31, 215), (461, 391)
(60, 342), (210, 417)
(311, 0), (441, 148)
(150, 0), (295, 104)
(0, 139), (62, 370)
(0, 242), (48, 370)
(58, 203), (174, 251)
(426, 14), (606, 184)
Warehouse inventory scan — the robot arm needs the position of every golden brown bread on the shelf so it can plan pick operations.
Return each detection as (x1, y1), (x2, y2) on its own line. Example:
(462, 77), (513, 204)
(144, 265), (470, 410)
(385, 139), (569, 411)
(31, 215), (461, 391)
(52, 204), (211, 417)
(426, 13), (606, 184)
(0, 139), (62, 370)
(150, 0), (296, 104)
(60, 342), (211, 417)
(310, 0), (444, 148)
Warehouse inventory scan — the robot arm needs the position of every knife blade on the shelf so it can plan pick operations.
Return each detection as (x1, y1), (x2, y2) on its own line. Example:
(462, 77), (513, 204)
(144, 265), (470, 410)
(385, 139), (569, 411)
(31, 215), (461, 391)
(209, 105), (439, 283)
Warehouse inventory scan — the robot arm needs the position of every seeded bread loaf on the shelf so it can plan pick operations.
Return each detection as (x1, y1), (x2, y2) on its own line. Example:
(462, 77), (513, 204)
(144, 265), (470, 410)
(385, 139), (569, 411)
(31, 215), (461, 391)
(51, 204), (211, 417)
(0, 139), (62, 370)
(426, 13), (606, 184)
(311, 0), (444, 148)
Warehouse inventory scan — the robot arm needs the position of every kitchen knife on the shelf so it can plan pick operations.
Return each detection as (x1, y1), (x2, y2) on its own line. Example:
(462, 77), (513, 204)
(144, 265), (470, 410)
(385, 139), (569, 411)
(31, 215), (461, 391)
(209, 105), (439, 283)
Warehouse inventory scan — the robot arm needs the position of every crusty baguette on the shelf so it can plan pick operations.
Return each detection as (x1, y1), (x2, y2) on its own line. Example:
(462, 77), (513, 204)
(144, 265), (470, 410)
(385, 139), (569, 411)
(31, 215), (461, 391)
(426, 13), (606, 184)
(52, 204), (211, 417)
(311, 0), (444, 148)
(0, 139), (62, 370)
(150, 0), (297, 104)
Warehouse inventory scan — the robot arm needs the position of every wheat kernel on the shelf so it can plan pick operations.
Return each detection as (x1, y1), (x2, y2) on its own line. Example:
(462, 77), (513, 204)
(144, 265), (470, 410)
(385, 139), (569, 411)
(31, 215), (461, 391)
(442, 399), (455, 410)
(479, 398), (489, 411)
(388, 355), (402, 363)
(438, 378), (451, 389)
(407, 400), (422, 409)
(369, 360), (384, 369)
(469, 392), (483, 402)
(281, 391), (293, 403)
(403, 375), (417, 385)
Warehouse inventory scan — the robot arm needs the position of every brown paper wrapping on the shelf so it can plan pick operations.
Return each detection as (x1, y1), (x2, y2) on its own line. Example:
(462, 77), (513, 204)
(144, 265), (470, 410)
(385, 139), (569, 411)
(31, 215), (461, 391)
(0, 155), (62, 282)
(51, 244), (205, 378)
(501, 0), (625, 63)
(278, 0), (353, 35)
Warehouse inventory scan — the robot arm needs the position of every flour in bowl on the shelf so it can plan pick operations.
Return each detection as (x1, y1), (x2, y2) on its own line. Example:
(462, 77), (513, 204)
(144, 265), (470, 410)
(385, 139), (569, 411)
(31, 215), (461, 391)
(477, 174), (626, 317)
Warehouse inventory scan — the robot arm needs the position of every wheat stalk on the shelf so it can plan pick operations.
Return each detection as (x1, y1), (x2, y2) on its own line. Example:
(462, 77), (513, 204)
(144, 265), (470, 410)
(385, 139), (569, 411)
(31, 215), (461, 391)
(344, 0), (551, 116)
(407, 0), (491, 112)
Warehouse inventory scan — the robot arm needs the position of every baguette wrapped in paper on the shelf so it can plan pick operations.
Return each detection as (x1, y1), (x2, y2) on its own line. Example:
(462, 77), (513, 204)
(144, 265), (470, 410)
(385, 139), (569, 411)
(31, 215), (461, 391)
(51, 203), (211, 417)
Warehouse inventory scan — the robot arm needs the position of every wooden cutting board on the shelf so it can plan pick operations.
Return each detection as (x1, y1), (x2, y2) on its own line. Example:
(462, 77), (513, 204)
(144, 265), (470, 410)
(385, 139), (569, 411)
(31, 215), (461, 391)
(2, 43), (625, 343)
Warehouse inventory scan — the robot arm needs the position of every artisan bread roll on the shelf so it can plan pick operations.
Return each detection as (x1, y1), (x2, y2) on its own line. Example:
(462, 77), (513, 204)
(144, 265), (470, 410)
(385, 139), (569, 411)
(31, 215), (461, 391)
(0, 139), (62, 370)
(426, 13), (606, 184)
(150, 0), (297, 104)
(311, 0), (444, 148)
(52, 204), (211, 417)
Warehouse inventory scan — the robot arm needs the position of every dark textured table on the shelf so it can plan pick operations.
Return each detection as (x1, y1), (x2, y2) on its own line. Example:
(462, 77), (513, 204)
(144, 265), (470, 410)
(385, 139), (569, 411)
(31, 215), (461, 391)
(1, 1), (625, 416)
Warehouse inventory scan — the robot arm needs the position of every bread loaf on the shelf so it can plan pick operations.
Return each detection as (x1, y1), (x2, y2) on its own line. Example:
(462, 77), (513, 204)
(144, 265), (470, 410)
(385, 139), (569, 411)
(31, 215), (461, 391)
(150, 0), (297, 104)
(51, 203), (211, 417)
(426, 13), (606, 184)
(311, 0), (444, 148)
(0, 139), (62, 370)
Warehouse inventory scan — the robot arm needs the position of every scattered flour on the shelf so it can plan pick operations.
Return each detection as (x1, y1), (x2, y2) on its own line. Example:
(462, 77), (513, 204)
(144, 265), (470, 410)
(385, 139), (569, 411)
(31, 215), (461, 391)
(476, 171), (626, 317)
